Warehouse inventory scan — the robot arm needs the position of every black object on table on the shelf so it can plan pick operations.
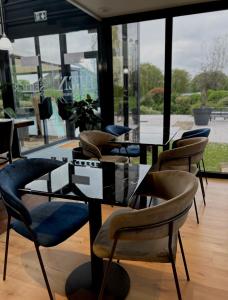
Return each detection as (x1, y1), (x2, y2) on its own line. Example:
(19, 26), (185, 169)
(19, 160), (150, 299)
(111, 126), (178, 165)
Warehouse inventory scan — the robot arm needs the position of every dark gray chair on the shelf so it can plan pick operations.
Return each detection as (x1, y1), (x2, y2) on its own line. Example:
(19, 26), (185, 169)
(0, 158), (89, 300)
(0, 119), (14, 164)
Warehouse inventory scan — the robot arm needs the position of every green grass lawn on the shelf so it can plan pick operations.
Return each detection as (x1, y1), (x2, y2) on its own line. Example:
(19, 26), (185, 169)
(204, 142), (228, 172)
(133, 142), (228, 172)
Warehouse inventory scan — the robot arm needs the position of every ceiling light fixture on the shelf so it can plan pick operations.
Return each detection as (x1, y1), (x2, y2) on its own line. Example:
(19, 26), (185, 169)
(0, 0), (13, 53)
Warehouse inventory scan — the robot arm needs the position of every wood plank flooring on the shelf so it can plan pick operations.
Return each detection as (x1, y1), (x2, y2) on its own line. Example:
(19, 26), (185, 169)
(0, 178), (228, 300)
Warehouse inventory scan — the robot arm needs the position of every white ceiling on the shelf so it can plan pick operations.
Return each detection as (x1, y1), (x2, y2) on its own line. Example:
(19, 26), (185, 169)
(67, 0), (218, 20)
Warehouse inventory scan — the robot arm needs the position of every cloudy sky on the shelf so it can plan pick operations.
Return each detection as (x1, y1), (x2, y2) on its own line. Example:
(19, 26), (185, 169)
(12, 8), (228, 83)
(140, 9), (228, 77)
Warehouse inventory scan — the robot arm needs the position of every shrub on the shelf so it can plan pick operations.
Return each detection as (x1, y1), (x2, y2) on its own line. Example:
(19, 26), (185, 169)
(140, 105), (161, 114)
(208, 90), (228, 103)
(174, 96), (192, 114)
(217, 97), (228, 108)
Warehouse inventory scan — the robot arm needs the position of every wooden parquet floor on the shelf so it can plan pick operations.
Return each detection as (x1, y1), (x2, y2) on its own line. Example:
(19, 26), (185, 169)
(0, 178), (228, 300)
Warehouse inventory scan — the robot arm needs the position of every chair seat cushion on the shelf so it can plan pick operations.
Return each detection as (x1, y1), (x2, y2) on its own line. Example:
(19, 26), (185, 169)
(109, 145), (140, 157)
(93, 208), (177, 263)
(12, 201), (89, 247)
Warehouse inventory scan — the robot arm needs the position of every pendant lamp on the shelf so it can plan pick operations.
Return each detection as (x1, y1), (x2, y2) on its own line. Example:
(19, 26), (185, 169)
(0, 0), (13, 53)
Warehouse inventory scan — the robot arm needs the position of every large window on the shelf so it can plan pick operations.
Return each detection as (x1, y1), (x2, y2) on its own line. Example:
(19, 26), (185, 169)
(140, 20), (165, 129)
(66, 30), (98, 101)
(112, 20), (165, 132)
(39, 34), (65, 142)
(12, 37), (44, 151)
(172, 10), (228, 172)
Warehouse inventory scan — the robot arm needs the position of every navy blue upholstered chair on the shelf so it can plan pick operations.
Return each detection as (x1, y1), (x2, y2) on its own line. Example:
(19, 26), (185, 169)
(0, 158), (89, 300)
(104, 124), (140, 158)
(173, 128), (210, 185)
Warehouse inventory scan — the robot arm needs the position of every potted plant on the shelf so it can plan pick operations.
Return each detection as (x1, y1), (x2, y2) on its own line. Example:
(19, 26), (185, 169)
(192, 87), (212, 126)
(57, 96), (101, 132)
(192, 98), (212, 126)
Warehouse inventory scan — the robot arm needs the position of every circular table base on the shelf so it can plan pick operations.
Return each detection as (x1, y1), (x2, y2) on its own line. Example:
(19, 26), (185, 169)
(65, 261), (130, 300)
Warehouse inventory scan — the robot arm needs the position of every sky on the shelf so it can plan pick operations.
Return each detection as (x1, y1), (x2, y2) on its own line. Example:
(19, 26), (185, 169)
(140, 9), (228, 77)
(12, 8), (228, 84)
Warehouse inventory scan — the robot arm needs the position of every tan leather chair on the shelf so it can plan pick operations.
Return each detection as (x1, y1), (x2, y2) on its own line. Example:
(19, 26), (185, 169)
(93, 170), (198, 300)
(154, 136), (208, 223)
(80, 130), (128, 163)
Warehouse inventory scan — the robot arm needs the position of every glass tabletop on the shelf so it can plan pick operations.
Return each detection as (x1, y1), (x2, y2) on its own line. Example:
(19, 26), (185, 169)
(112, 126), (179, 146)
(22, 160), (151, 206)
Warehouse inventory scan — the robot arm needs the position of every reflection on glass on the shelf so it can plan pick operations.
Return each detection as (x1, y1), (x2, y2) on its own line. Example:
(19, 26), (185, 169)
(112, 20), (165, 129)
(139, 20), (165, 125)
(12, 37), (44, 151)
(66, 30), (98, 101)
(39, 34), (66, 141)
(24, 162), (150, 206)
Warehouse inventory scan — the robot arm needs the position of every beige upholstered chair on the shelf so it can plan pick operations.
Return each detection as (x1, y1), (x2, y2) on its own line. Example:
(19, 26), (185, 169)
(80, 130), (128, 163)
(93, 170), (198, 300)
(153, 137), (208, 223)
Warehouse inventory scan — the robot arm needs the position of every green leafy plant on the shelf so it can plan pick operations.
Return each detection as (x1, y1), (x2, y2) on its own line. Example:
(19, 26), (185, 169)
(57, 96), (101, 132)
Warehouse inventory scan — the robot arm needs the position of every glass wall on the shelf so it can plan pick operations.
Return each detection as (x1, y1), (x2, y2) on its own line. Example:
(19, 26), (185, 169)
(139, 20), (165, 133)
(66, 30), (98, 101)
(112, 23), (140, 128)
(8, 29), (99, 152)
(172, 10), (228, 172)
(112, 20), (165, 133)
(12, 37), (44, 151)
(39, 34), (65, 142)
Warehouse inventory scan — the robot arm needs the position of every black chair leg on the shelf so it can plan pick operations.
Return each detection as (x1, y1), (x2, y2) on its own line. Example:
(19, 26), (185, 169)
(178, 232), (190, 281)
(170, 253), (182, 300)
(34, 243), (54, 300)
(193, 197), (199, 224)
(202, 159), (208, 185)
(198, 170), (206, 206)
(3, 215), (11, 281)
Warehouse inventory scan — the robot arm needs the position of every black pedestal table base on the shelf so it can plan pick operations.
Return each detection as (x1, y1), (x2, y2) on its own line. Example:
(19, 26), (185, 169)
(65, 261), (130, 300)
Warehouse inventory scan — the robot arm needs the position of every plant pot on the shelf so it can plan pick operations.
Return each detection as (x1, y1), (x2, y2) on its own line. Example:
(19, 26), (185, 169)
(193, 108), (212, 125)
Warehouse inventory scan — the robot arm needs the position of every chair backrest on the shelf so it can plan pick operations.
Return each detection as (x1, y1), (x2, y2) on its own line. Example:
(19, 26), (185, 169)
(0, 119), (14, 157)
(108, 170), (198, 240)
(182, 128), (211, 138)
(80, 130), (115, 159)
(158, 137), (208, 171)
(172, 128), (210, 149)
(104, 125), (131, 136)
(0, 158), (63, 225)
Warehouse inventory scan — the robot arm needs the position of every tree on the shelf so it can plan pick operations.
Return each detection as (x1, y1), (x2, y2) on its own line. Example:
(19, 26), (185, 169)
(194, 35), (228, 105)
(191, 70), (228, 92)
(172, 69), (191, 94)
(140, 63), (163, 98)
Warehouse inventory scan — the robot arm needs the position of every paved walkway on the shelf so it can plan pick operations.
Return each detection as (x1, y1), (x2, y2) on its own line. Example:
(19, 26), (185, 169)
(140, 114), (228, 143)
